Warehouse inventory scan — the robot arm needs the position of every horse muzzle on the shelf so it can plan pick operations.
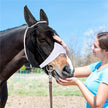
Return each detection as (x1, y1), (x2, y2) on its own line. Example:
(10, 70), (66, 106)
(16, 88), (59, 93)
(45, 64), (74, 80)
(62, 65), (74, 78)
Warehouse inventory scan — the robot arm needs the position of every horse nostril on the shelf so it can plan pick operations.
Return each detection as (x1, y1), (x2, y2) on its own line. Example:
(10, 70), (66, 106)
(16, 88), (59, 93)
(62, 65), (74, 78)
(62, 65), (72, 78)
(63, 65), (71, 74)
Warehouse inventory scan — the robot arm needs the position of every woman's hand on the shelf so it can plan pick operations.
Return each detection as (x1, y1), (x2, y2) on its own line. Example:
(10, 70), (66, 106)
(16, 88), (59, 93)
(53, 35), (70, 57)
(57, 77), (79, 86)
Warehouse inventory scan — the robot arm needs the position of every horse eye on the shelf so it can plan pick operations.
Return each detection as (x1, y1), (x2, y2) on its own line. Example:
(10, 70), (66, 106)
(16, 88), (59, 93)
(40, 39), (46, 43)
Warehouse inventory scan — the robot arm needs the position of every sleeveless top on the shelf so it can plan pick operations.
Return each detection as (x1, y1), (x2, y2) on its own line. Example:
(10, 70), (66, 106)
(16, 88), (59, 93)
(85, 62), (108, 108)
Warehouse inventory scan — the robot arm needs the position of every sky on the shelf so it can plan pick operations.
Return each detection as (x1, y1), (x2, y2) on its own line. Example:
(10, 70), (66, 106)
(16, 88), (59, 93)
(0, 0), (108, 55)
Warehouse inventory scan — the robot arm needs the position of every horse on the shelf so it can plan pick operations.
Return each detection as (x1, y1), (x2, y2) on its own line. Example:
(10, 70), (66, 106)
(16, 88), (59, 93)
(0, 6), (74, 108)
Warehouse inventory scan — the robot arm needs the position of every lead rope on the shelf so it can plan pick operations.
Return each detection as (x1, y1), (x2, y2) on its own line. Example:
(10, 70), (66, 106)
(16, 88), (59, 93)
(49, 71), (53, 108)
(46, 65), (54, 108)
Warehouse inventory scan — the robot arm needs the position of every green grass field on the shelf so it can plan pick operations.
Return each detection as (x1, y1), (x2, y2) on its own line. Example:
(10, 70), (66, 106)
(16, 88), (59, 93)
(7, 74), (86, 97)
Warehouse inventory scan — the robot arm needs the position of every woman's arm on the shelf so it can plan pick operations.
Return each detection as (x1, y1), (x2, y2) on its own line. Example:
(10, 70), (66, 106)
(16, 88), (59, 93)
(74, 66), (92, 78)
(96, 83), (108, 107)
(77, 81), (108, 108)
(77, 80), (108, 108)
(58, 78), (108, 108)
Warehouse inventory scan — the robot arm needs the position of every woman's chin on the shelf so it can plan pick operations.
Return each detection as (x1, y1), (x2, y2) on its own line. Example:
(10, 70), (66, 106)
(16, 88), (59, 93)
(93, 53), (96, 56)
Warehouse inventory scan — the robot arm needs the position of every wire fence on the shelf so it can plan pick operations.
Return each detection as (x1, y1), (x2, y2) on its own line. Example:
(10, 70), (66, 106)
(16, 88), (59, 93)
(12, 68), (45, 79)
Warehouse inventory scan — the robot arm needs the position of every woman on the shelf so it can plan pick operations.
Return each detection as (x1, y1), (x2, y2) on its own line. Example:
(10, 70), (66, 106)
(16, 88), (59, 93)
(53, 32), (108, 108)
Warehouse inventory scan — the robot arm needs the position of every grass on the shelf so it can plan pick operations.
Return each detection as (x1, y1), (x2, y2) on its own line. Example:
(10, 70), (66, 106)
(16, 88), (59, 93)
(7, 73), (86, 97)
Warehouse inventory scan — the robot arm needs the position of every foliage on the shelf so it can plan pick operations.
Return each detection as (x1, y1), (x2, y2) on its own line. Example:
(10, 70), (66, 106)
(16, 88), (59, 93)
(68, 34), (99, 67)
(19, 66), (44, 74)
(33, 68), (44, 73)
(20, 65), (26, 71)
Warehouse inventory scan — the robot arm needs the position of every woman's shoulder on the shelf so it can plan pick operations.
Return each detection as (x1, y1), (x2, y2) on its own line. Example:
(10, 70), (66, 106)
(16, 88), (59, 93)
(89, 62), (101, 72)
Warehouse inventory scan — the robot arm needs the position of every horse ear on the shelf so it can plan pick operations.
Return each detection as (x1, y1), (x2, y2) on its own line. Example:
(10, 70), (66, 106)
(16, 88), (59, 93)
(24, 5), (37, 27)
(40, 9), (49, 25)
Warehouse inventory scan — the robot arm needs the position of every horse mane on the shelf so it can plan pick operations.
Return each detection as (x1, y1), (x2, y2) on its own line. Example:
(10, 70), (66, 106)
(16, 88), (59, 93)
(0, 24), (27, 37)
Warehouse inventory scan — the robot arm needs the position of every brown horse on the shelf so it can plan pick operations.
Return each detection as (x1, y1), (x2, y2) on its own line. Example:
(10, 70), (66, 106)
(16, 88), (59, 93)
(0, 6), (74, 108)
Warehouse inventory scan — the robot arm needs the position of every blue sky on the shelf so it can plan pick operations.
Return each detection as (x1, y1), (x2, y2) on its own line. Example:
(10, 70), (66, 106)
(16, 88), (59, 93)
(0, 0), (108, 54)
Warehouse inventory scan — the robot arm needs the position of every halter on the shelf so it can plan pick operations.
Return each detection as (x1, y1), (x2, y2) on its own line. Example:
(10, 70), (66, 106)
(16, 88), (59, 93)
(23, 21), (56, 108)
(24, 21), (67, 69)
(46, 65), (54, 108)
(24, 21), (47, 61)
(23, 21), (68, 108)
(24, 21), (53, 67)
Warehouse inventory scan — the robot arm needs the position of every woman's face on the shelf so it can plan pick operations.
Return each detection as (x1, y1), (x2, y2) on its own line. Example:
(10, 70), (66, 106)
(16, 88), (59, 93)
(92, 37), (104, 59)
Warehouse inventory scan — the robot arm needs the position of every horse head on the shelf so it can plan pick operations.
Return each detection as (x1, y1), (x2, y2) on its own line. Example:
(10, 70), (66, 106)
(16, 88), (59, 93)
(24, 6), (74, 80)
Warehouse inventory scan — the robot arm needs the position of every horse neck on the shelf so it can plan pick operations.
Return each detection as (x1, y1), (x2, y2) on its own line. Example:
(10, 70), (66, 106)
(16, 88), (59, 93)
(1, 25), (27, 51)
(0, 25), (27, 63)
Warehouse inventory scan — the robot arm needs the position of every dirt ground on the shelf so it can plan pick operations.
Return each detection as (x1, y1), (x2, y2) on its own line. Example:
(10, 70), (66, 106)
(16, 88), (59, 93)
(5, 95), (86, 108)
